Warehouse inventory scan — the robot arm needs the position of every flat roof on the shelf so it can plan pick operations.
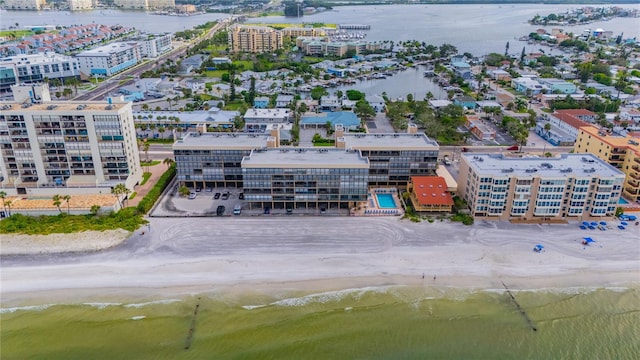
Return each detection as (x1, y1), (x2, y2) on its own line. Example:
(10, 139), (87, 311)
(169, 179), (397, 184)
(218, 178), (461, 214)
(76, 42), (137, 56)
(173, 132), (269, 150)
(244, 108), (291, 119)
(133, 109), (239, 124)
(0, 101), (128, 112)
(242, 148), (369, 168)
(580, 126), (640, 154)
(341, 133), (439, 150)
(463, 153), (624, 178)
(301, 111), (360, 127)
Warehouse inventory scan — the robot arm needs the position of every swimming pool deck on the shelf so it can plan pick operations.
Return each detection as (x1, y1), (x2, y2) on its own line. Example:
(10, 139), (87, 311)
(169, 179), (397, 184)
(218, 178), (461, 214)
(351, 188), (405, 217)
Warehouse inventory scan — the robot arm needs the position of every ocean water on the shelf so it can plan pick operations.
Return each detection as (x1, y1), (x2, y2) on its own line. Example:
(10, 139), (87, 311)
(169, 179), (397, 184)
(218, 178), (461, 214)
(1, 286), (638, 359)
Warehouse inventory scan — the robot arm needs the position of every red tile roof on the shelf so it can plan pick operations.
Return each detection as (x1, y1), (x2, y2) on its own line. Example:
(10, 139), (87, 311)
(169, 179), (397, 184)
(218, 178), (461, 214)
(411, 176), (454, 206)
(553, 112), (590, 130)
(555, 109), (597, 117)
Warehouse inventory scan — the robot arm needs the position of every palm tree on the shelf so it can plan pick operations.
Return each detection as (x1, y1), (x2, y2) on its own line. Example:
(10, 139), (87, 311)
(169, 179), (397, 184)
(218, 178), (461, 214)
(90, 205), (101, 216)
(143, 141), (150, 162)
(544, 123), (552, 133)
(52, 194), (63, 213)
(111, 183), (130, 208)
(4, 199), (12, 217)
(163, 158), (175, 169)
(63, 195), (71, 214)
(0, 191), (6, 215)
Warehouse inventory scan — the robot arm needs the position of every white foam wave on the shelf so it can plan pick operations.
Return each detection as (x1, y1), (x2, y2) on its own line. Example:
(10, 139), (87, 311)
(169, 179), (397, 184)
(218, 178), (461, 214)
(270, 286), (393, 307)
(131, 316), (146, 320)
(0, 304), (56, 314)
(241, 305), (267, 310)
(124, 299), (181, 308)
(83, 302), (122, 309)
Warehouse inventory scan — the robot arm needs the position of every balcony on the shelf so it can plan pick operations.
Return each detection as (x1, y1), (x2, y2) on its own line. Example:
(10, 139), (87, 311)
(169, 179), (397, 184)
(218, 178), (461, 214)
(624, 187), (639, 195)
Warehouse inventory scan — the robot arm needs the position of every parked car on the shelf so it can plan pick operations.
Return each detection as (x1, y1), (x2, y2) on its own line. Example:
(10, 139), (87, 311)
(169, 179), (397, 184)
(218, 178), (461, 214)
(233, 204), (242, 215)
(214, 192), (221, 199)
(221, 192), (230, 200)
(188, 192), (197, 200)
(216, 205), (225, 216)
(205, 187), (212, 192)
(264, 207), (270, 215)
(286, 207), (293, 214)
(507, 145), (520, 151)
(195, 187), (202, 192)
(320, 207), (326, 214)
(239, 193), (245, 200)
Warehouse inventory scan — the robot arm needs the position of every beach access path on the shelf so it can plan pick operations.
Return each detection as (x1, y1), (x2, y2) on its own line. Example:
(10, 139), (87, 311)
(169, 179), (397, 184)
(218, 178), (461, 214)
(1, 217), (639, 305)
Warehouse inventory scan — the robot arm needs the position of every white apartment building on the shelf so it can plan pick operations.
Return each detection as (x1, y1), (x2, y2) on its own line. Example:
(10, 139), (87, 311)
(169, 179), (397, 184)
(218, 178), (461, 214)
(113, 0), (174, 10)
(243, 108), (292, 132)
(68, 0), (93, 11)
(458, 153), (625, 221)
(0, 53), (80, 93)
(135, 33), (172, 58)
(76, 42), (141, 77)
(4, 0), (47, 10)
(0, 87), (142, 194)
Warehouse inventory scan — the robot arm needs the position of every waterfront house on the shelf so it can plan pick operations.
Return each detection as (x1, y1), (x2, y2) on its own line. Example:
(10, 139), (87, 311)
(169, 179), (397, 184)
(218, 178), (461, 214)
(368, 94), (386, 113)
(538, 78), (577, 94)
(451, 61), (472, 80)
(320, 96), (341, 112)
(488, 69), (511, 82)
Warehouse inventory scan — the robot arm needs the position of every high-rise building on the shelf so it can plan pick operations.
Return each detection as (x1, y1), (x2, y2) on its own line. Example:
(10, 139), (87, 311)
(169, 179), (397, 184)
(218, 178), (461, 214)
(458, 153), (624, 221)
(68, 0), (93, 11)
(113, 0), (174, 10)
(0, 85), (142, 193)
(574, 126), (640, 203)
(228, 25), (283, 53)
(4, 0), (47, 10)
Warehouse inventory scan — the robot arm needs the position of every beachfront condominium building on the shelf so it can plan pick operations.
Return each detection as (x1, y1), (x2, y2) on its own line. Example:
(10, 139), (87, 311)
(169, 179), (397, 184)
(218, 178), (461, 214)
(242, 148), (369, 211)
(113, 0), (174, 10)
(0, 88), (142, 194)
(574, 126), (640, 203)
(335, 124), (439, 187)
(228, 25), (283, 54)
(173, 123), (438, 204)
(458, 153), (625, 221)
(4, 0), (47, 10)
(0, 53), (80, 94)
(76, 42), (142, 77)
(68, 0), (93, 11)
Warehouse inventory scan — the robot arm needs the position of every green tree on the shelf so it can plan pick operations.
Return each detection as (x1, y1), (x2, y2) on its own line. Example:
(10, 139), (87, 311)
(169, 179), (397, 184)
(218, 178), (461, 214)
(63, 195), (71, 214)
(179, 185), (191, 197)
(111, 184), (130, 208)
(90, 205), (101, 216)
(0, 191), (7, 215)
(354, 100), (375, 121)
(163, 157), (175, 169)
(52, 194), (63, 213)
(310, 86), (328, 100)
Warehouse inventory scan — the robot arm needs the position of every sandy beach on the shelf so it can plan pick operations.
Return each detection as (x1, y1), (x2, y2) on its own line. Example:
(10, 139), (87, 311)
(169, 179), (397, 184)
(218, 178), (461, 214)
(1, 217), (639, 306)
(0, 229), (131, 256)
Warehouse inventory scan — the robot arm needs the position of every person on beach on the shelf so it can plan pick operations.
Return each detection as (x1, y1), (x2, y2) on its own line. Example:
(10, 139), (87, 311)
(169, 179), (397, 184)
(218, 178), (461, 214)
(433, 275), (436, 281)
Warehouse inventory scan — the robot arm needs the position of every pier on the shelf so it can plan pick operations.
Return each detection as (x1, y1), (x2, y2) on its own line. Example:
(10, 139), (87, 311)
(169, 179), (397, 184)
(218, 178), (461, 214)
(338, 24), (371, 30)
(502, 281), (537, 332)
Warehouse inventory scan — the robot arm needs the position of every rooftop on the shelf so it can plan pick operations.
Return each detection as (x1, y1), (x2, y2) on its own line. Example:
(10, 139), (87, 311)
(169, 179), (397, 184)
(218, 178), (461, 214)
(244, 108), (291, 119)
(580, 126), (640, 154)
(173, 132), (269, 150)
(552, 112), (591, 129)
(301, 111), (361, 128)
(463, 153), (624, 178)
(76, 42), (137, 56)
(411, 176), (454, 206)
(132, 109), (239, 124)
(0, 100), (128, 112)
(341, 133), (439, 150)
(242, 148), (369, 168)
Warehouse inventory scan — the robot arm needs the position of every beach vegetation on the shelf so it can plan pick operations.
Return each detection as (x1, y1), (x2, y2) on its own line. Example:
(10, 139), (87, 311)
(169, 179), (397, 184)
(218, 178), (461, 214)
(0, 210), (147, 235)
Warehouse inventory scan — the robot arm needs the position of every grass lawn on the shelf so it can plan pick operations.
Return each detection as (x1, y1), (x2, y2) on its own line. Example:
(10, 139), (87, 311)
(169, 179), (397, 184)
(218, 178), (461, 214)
(129, 192), (137, 200)
(313, 143), (335, 147)
(0, 30), (34, 38)
(223, 102), (247, 111)
(203, 70), (226, 78)
(303, 57), (324, 64)
(140, 172), (152, 186)
(140, 160), (161, 167)
(234, 60), (254, 71)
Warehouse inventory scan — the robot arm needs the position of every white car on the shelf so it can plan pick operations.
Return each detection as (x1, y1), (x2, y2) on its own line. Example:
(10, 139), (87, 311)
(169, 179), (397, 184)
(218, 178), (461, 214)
(188, 192), (197, 199)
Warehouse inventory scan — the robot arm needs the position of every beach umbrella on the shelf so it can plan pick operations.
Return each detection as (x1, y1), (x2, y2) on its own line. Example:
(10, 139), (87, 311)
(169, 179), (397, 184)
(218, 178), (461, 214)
(582, 221), (590, 226)
(621, 221), (628, 226)
(590, 221), (598, 226)
(599, 221), (607, 226)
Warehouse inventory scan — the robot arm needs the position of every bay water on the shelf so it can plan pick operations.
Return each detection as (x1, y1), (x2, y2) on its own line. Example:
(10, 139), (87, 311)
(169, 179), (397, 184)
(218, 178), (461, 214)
(2, 286), (638, 359)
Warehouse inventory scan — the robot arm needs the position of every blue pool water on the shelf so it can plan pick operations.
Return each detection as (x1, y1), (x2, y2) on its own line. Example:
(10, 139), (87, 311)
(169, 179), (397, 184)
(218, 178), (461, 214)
(376, 193), (397, 208)
(619, 198), (629, 205)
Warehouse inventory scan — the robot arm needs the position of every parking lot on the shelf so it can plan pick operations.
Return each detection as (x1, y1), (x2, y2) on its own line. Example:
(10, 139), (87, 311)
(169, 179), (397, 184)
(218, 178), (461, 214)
(151, 179), (349, 217)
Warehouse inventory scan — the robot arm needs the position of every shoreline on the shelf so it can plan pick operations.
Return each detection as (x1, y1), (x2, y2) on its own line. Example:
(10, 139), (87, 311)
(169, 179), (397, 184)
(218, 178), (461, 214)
(1, 218), (639, 307)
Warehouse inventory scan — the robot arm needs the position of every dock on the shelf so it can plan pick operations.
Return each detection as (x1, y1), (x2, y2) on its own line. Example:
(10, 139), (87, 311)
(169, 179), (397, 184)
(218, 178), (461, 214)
(338, 24), (371, 30)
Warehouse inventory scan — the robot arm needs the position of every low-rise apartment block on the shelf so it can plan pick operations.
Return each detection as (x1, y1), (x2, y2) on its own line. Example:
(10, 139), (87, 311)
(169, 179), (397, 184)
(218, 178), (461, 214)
(68, 0), (93, 11)
(574, 126), (640, 203)
(0, 53), (80, 93)
(133, 33), (172, 58)
(0, 89), (142, 194)
(458, 153), (624, 221)
(76, 42), (142, 77)
(244, 108), (292, 132)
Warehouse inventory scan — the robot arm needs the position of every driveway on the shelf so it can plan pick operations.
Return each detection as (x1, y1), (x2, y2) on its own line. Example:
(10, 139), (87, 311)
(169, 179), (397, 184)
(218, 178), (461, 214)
(368, 112), (395, 133)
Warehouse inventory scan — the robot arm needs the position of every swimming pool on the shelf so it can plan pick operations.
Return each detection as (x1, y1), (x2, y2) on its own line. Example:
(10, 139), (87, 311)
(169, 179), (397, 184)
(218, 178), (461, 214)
(376, 193), (397, 209)
(619, 198), (629, 205)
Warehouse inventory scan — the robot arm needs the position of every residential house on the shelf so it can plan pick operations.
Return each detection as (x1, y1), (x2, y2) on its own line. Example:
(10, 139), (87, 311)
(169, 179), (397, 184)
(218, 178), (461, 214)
(453, 95), (476, 110)
(368, 94), (386, 113)
(275, 94), (294, 108)
(407, 176), (454, 213)
(320, 96), (341, 111)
